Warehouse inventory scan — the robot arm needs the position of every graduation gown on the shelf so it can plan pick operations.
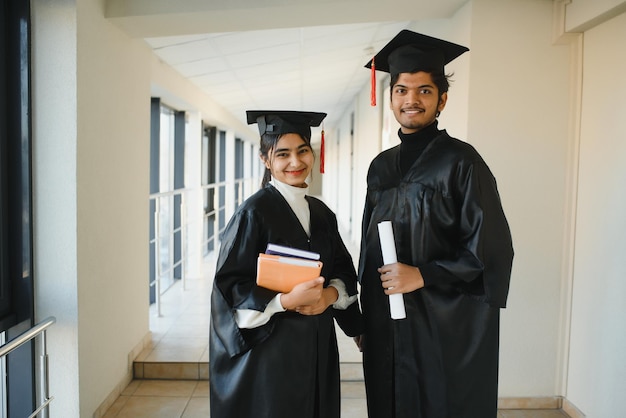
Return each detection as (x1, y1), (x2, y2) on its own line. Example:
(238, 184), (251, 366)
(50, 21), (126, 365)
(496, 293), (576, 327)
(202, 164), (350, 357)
(210, 184), (363, 418)
(358, 130), (514, 418)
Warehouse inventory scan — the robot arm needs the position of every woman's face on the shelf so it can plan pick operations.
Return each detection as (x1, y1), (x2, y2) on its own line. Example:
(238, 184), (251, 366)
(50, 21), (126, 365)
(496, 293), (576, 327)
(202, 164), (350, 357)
(263, 133), (314, 187)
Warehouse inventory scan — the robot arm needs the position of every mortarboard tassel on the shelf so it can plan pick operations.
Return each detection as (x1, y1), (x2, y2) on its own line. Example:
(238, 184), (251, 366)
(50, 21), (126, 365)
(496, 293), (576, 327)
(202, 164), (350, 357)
(370, 57), (376, 106)
(320, 126), (325, 174)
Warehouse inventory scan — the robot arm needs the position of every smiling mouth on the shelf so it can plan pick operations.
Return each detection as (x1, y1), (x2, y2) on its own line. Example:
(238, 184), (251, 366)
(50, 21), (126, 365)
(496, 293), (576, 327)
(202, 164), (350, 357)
(402, 108), (424, 114)
(286, 169), (305, 176)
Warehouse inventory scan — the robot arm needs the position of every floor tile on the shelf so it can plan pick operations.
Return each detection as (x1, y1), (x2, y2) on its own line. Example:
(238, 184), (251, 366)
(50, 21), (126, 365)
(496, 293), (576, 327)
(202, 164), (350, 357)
(112, 396), (188, 418)
(191, 380), (209, 397)
(133, 380), (198, 397)
(341, 398), (369, 418)
(181, 397), (210, 418)
(144, 346), (206, 362)
(341, 381), (366, 399)
(121, 380), (141, 396)
(143, 362), (199, 380)
(154, 337), (209, 350)
(499, 410), (570, 417)
(198, 362), (209, 379)
(101, 395), (130, 418)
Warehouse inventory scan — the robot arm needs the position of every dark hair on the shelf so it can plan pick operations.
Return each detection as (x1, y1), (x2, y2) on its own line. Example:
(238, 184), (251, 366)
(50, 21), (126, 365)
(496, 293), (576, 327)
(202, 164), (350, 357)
(259, 132), (314, 188)
(390, 70), (453, 99)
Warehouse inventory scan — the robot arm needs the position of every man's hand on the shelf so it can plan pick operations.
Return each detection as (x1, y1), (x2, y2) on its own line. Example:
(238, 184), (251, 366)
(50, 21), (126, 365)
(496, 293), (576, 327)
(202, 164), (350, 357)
(378, 262), (424, 294)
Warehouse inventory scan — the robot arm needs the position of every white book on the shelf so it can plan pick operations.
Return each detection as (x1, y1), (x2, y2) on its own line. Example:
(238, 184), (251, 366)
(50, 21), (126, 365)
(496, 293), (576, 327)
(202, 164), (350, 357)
(265, 243), (320, 260)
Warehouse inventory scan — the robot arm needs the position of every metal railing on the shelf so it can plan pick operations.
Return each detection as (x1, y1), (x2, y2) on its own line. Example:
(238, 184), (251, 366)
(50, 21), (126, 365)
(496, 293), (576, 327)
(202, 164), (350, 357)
(149, 176), (260, 316)
(0, 316), (56, 418)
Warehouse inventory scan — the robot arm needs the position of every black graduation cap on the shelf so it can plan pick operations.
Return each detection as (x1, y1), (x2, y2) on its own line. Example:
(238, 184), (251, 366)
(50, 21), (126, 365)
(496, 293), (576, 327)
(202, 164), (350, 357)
(365, 29), (469, 77)
(246, 110), (326, 139)
(247, 110), (328, 173)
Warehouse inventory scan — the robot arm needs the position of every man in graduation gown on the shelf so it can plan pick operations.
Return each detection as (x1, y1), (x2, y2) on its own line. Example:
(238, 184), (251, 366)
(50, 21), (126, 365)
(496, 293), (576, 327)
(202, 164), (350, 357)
(356, 30), (514, 418)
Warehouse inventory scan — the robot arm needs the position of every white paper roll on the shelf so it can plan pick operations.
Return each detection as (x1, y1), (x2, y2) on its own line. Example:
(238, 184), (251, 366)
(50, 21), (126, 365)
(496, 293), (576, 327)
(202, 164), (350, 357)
(377, 221), (407, 320)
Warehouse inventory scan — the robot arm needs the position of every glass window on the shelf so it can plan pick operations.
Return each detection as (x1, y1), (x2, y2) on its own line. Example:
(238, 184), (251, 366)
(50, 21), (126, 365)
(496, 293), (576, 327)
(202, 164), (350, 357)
(0, 1), (35, 415)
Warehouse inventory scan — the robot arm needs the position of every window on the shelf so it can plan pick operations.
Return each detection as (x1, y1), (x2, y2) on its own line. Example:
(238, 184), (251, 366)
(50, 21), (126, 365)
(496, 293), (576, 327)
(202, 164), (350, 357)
(0, 1), (36, 415)
(234, 137), (244, 209)
(218, 130), (227, 235)
(202, 125), (217, 253)
(149, 99), (187, 302)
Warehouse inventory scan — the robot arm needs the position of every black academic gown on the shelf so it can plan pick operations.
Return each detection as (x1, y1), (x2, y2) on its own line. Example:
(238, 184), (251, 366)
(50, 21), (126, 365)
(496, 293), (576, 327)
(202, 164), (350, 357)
(358, 130), (514, 418)
(210, 184), (363, 418)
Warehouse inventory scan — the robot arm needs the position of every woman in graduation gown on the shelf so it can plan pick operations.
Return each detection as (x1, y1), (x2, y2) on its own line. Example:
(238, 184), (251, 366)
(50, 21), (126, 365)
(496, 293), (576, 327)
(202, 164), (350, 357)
(209, 110), (363, 418)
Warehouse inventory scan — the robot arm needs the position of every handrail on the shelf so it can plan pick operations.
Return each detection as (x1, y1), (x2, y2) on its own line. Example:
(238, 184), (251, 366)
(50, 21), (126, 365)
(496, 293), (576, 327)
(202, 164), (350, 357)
(149, 176), (260, 316)
(0, 317), (56, 357)
(0, 316), (56, 418)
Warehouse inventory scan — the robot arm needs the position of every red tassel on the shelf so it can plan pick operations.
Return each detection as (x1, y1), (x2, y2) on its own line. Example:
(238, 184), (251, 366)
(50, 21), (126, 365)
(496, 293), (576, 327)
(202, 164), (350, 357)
(320, 128), (325, 174)
(370, 57), (376, 106)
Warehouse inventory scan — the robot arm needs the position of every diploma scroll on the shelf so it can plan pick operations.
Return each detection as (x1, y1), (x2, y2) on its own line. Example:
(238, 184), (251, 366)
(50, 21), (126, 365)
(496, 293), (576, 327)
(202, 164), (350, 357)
(377, 221), (407, 320)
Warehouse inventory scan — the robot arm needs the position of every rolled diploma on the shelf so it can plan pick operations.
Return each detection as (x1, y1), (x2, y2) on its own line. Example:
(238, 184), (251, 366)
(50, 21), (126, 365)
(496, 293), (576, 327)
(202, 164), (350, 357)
(377, 221), (407, 320)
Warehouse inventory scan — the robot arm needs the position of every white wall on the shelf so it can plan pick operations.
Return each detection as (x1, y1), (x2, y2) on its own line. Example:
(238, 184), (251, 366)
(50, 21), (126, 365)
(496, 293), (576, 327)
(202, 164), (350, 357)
(32, 0), (157, 415)
(468, 0), (573, 397)
(348, 88), (384, 244)
(333, 111), (357, 233)
(75, 0), (154, 414)
(565, 0), (626, 31)
(32, 1), (255, 415)
(32, 1), (80, 416)
(567, 10), (626, 417)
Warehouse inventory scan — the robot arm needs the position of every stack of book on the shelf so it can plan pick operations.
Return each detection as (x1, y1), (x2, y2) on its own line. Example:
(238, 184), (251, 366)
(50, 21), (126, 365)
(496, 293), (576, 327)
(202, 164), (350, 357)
(256, 243), (323, 293)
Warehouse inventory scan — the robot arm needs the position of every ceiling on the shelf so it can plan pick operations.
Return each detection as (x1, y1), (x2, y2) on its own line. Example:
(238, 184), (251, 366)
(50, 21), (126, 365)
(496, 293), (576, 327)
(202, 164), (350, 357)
(107, 0), (468, 129)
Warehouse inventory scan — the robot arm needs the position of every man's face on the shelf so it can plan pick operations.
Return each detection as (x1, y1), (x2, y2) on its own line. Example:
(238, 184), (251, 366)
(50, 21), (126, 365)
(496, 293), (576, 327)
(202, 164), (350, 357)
(390, 71), (447, 134)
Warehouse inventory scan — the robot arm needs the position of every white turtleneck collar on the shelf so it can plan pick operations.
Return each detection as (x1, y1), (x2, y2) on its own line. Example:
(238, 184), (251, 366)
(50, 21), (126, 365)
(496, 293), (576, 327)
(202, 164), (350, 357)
(270, 179), (311, 236)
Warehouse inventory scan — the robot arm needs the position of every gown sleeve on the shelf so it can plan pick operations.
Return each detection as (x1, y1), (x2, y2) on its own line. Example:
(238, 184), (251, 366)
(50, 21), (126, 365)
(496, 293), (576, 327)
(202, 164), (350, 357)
(328, 279), (357, 309)
(418, 160), (514, 308)
(234, 294), (286, 328)
(210, 207), (279, 358)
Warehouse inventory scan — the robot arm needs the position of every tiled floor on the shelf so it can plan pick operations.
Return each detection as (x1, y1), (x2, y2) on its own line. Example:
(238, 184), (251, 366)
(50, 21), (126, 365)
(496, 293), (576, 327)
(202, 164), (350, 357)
(103, 378), (570, 418)
(103, 244), (571, 417)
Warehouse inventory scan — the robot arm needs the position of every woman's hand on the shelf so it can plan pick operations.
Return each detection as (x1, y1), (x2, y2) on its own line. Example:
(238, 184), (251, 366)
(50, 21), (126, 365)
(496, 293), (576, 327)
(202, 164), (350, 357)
(280, 277), (337, 315)
(296, 285), (338, 315)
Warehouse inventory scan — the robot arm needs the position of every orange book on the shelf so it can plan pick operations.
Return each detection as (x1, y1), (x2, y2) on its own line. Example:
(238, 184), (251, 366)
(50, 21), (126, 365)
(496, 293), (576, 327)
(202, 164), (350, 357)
(256, 253), (323, 293)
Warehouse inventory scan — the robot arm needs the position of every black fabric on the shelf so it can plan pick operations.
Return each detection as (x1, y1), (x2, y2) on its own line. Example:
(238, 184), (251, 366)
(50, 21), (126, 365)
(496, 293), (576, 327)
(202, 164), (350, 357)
(358, 130), (513, 418)
(246, 110), (326, 139)
(398, 121), (440, 176)
(210, 185), (363, 418)
(364, 29), (469, 76)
